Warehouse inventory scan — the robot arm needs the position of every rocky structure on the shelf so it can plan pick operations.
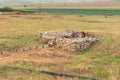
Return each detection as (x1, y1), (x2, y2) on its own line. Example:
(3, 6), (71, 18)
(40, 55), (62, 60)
(0, 45), (48, 56)
(38, 30), (100, 52)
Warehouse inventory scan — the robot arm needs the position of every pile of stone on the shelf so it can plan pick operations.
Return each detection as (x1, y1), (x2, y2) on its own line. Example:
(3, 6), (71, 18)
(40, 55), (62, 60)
(38, 30), (100, 52)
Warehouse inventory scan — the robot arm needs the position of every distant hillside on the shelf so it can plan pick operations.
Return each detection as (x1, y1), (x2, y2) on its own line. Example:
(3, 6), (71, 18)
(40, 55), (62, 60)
(35, 1), (120, 8)
(0, 0), (120, 7)
(0, 0), (115, 6)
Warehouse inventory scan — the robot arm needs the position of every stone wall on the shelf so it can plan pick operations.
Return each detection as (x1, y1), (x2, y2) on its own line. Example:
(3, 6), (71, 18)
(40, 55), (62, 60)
(0, 45), (49, 56)
(38, 30), (100, 52)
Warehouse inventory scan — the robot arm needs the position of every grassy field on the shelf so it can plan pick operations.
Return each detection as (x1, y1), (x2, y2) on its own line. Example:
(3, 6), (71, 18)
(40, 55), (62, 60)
(0, 14), (120, 80)
(18, 8), (120, 15)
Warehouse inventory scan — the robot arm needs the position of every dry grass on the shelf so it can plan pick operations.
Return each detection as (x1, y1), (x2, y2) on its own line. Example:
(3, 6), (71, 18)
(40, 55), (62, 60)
(0, 14), (120, 80)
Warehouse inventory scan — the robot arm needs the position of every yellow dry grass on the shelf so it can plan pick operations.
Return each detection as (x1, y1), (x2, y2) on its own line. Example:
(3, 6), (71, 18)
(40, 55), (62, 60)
(0, 14), (120, 80)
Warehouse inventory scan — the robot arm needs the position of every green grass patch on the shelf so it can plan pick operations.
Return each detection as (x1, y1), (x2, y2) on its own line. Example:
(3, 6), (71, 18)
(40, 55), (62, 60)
(77, 48), (90, 55)
(18, 8), (120, 15)
(0, 33), (43, 51)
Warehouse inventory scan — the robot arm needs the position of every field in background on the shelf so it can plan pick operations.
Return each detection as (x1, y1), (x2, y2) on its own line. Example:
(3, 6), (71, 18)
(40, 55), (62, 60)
(0, 13), (120, 80)
(8, 0), (120, 15)
(13, 7), (120, 15)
